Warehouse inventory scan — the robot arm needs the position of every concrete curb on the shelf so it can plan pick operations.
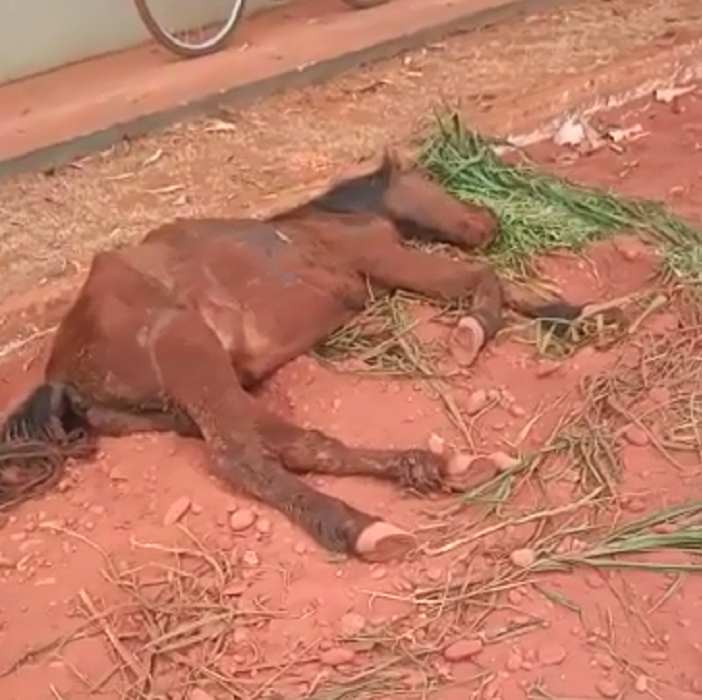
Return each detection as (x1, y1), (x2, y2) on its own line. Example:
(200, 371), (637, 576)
(0, 0), (579, 178)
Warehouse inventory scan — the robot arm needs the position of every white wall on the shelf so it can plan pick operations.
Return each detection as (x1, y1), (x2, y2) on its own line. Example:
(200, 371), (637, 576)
(0, 0), (290, 85)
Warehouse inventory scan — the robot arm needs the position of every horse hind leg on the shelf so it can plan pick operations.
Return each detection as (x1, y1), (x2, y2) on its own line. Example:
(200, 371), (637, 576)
(146, 308), (416, 562)
(252, 407), (497, 493)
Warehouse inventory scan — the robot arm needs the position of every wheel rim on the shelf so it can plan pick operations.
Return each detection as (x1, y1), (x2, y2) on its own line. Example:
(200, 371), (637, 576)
(141, 0), (245, 51)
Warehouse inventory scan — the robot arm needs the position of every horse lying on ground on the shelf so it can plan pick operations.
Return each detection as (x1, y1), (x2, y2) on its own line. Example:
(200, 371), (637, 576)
(0, 151), (582, 562)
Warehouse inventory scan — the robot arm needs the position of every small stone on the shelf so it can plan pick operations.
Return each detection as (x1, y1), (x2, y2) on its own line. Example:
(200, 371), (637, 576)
(242, 550), (259, 567)
(255, 517), (271, 535)
(320, 647), (355, 666)
(293, 542), (308, 554)
(89, 505), (106, 516)
(490, 451), (520, 472)
(624, 497), (647, 513)
(370, 566), (387, 580)
(0, 553), (16, 569)
(222, 582), (248, 597)
(427, 433), (446, 455)
(190, 688), (216, 700)
(594, 652), (615, 669)
(163, 496), (191, 526)
(613, 236), (645, 262)
(443, 638), (483, 662)
(465, 389), (489, 416)
(648, 386), (670, 405)
(108, 467), (127, 481)
(508, 589), (522, 605)
(596, 679), (620, 698)
(623, 425), (649, 446)
(510, 404), (526, 418)
(229, 509), (257, 532)
(191, 503), (203, 515)
(340, 612), (366, 637)
(510, 548), (536, 568)
(585, 572), (604, 588)
(425, 566), (443, 582)
(634, 675), (648, 693)
(538, 643), (567, 666)
(506, 649), (523, 672)
(535, 360), (562, 378)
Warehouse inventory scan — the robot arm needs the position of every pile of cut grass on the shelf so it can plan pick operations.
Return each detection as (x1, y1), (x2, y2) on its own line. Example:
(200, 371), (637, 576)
(419, 112), (702, 276)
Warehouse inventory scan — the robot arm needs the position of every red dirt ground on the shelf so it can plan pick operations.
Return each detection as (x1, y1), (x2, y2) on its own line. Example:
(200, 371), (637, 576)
(1, 90), (702, 700)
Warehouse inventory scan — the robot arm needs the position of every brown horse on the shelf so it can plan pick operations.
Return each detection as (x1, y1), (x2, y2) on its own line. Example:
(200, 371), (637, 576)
(0, 152), (580, 562)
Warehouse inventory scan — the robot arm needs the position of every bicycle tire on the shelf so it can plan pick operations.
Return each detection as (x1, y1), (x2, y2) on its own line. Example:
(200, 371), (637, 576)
(134, 0), (247, 58)
(340, 0), (389, 8)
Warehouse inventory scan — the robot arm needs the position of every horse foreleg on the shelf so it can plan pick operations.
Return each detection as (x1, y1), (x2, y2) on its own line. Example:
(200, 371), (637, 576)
(358, 242), (580, 364)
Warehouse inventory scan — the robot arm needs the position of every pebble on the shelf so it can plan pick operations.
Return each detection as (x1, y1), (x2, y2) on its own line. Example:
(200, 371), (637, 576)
(490, 451), (520, 472)
(255, 517), (271, 535)
(596, 679), (620, 698)
(613, 236), (644, 261)
(623, 425), (649, 446)
(163, 496), (191, 526)
(320, 647), (355, 666)
(0, 553), (16, 569)
(370, 566), (387, 580)
(506, 649), (523, 672)
(538, 643), (567, 666)
(594, 652), (615, 669)
(624, 497), (647, 513)
(219, 575), (246, 593)
(465, 389), (489, 416)
(648, 386), (670, 405)
(507, 589), (522, 605)
(510, 548), (536, 568)
(108, 467), (127, 481)
(535, 359), (562, 378)
(89, 505), (106, 516)
(190, 688), (216, 700)
(425, 566), (443, 582)
(585, 572), (604, 589)
(293, 542), (308, 554)
(340, 612), (366, 637)
(242, 550), (260, 567)
(510, 404), (526, 418)
(229, 509), (257, 532)
(634, 675), (648, 693)
(427, 433), (446, 455)
(443, 638), (483, 662)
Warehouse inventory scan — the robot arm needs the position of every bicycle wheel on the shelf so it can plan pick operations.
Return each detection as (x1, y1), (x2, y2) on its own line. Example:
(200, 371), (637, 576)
(134, 0), (247, 58)
(340, 0), (389, 8)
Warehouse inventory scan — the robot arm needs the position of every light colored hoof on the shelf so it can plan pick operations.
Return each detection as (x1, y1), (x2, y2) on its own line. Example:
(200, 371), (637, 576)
(443, 450), (518, 490)
(448, 316), (486, 367)
(355, 521), (416, 562)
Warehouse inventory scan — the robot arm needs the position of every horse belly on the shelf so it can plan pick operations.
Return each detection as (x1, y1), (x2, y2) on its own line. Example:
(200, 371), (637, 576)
(233, 282), (357, 385)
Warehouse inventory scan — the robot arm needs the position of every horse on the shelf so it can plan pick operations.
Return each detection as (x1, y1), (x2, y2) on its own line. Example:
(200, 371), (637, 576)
(0, 151), (581, 562)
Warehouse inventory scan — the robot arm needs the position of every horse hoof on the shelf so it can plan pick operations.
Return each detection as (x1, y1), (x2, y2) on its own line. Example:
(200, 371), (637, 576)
(443, 451), (517, 491)
(448, 316), (486, 367)
(355, 522), (416, 562)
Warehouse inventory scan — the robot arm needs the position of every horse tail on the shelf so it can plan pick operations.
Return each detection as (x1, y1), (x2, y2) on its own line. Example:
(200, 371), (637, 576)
(0, 382), (95, 511)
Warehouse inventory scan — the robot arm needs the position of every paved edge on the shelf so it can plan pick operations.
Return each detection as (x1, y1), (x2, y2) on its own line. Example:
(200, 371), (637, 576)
(0, 0), (579, 179)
